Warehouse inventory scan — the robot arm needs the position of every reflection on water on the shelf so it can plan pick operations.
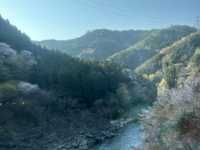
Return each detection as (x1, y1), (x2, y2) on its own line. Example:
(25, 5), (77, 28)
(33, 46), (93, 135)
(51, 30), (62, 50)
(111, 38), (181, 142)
(96, 123), (143, 150)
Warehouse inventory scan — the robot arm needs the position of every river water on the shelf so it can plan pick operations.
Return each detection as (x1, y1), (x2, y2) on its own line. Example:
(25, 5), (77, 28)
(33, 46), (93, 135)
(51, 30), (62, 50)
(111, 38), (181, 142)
(95, 123), (144, 150)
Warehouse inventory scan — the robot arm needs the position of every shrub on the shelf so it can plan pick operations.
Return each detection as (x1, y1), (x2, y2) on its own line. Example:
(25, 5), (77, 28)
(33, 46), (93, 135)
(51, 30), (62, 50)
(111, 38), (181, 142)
(177, 112), (200, 137)
(0, 64), (11, 82)
(0, 82), (18, 104)
(0, 82), (17, 93)
(190, 48), (200, 73)
(94, 83), (131, 119)
(163, 63), (177, 88)
(141, 76), (200, 150)
(0, 81), (54, 126)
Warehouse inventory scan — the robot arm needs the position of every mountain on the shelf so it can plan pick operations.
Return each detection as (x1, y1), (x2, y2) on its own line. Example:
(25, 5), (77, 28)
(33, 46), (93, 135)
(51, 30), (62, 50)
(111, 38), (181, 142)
(136, 32), (200, 74)
(141, 33), (200, 150)
(0, 15), (156, 149)
(136, 32), (200, 87)
(0, 15), (132, 108)
(0, 15), (33, 52)
(36, 29), (148, 60)
(36, 26), (197, 68)
(109, 25), (197, 69)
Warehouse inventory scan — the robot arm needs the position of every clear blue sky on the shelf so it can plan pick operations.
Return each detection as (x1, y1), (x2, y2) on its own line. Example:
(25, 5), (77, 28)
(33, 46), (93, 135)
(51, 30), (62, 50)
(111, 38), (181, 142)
(0, 0), (199, 40)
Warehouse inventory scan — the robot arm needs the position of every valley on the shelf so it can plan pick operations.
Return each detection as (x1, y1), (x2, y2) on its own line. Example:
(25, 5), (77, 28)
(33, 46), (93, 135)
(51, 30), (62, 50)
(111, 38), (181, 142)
(0, 12), (200, 150)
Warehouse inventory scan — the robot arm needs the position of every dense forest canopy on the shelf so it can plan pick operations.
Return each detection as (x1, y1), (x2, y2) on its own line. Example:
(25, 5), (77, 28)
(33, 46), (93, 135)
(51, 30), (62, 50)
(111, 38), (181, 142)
(0, 15), (132, 107)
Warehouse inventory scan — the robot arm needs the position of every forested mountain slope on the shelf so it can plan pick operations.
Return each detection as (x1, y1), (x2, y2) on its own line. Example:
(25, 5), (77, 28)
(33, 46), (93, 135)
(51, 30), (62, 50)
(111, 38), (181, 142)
(0, 15), (136, 117)
(36, 29), (148, 60)
(0, 15), (156, 150)
(109, 26), (197, 69)
(136, 32), (200, 88)
(141, 32), (200, 150)
(2, 13), (200, 150)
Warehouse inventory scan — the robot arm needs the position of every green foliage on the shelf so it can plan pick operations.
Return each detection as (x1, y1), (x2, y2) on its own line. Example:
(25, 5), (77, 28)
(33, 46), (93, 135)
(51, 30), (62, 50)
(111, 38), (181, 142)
(142, 71), (162, 83)
(0, 15), (32, 52)
(190, 48), (200, 72)
(0, 82), (18, 103)
(109, 84), (131, 118)
(135, 53), (164, 75)
(0, 64), (11, 82)
(0, 81), (54, 126)
(0, 82), (17, 93)
(30, 51), (129, 107)
(93, 83), (131, 119)
(191, 50), (200, 65)
(163, 63), (177, 88)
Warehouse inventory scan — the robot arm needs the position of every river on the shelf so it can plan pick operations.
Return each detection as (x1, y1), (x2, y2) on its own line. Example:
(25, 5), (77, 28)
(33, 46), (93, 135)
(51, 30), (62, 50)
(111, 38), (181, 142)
(95, 123), (144, 150)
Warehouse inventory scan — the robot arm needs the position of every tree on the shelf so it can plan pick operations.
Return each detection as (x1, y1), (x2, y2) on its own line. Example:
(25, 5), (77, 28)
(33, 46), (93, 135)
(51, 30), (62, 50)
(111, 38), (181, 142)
(163, 63), (177, 88)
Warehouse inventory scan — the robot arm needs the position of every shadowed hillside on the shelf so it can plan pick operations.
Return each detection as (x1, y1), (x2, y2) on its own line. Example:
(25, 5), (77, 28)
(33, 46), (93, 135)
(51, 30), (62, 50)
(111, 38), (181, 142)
(36, 29), (148, 60)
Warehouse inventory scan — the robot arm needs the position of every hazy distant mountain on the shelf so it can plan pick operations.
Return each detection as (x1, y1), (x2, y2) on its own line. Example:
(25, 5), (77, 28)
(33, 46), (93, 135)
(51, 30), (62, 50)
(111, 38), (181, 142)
(36, 29), (148, 60)
(109, 25), (197, 69)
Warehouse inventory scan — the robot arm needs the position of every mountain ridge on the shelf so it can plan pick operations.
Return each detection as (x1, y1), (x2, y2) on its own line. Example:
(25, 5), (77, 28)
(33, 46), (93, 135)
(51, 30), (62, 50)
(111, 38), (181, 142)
(36, 29), (148, 60)
(109, 25), (197, 69)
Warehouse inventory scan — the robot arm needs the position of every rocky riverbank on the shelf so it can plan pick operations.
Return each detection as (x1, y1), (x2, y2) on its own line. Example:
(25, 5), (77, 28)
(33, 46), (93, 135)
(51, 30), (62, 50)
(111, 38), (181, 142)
(0, 107), (136, 150)
(94, 123), (143, 150)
